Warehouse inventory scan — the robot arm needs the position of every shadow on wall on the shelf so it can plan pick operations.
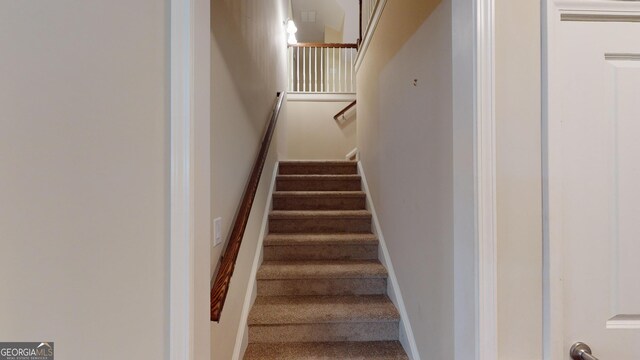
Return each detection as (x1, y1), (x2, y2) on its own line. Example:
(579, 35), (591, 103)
(212, 0), (286, 130)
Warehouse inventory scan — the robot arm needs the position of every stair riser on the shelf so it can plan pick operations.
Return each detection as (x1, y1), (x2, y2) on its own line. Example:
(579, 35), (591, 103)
(257, 278), (387, 296)
(273, 196), (366, 211)
(276, 179), (361, 191)
(269, 218), (371, 233)
(249, 322), (399, 343)
(244, 342), (409, 360)
(279, 164), (358, 175)
(263, 244), (378, 261)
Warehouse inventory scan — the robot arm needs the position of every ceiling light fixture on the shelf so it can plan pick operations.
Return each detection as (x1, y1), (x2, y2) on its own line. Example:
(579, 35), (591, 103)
(286, 19), (298, 35)
(285, 19), (298, 45)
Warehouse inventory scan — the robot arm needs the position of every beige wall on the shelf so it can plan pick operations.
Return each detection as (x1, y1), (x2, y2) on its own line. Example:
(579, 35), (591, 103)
(194, 0), (212, 358)
(210, 0), (288, 359)
(0, 1), (168, 358)
(358, 1), (544, 358)
(356, 0), (443, 194)
(285, 100), (356, 160)
(451, 0), (477, 358)
(325, 25), (343, 43)
(495, 0), (543, 358)
(356, 0), (453, 358)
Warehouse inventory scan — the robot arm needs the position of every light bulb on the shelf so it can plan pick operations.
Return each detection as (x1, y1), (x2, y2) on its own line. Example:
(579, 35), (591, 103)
(286, 19), (297, 34)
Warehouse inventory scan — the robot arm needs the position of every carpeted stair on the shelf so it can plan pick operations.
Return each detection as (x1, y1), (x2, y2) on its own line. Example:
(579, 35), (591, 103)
(244, 160), (408, 359)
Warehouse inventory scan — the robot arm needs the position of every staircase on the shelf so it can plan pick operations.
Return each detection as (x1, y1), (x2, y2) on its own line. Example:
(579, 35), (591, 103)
(244, 160), (408, 359)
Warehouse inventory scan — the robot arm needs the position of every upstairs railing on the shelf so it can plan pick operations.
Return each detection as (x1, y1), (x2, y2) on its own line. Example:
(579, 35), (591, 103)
(210, 92), (285, 322)
(288, 43), (357, 94)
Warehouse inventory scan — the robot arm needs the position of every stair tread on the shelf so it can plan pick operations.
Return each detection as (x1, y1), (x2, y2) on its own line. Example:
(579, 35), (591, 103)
(270, 210), (371, 218)
(277, 174), (361, 179)
(278, 161), (358, 175)
(280, 160), (356, 165)
(273, 191), (366, 197)
(258, 260), (387, 279)
(248, 295), (400, 325)
(244, 341), (408, 359)
(264, 233), (378, 246)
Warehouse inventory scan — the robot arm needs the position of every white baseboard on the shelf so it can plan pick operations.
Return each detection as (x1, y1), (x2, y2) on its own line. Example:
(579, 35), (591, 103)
(357, 162), (420, 360)
(231, 162), (279, 360)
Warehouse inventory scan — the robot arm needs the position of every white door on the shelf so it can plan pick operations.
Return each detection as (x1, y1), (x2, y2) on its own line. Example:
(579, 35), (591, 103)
(545, 1), (640, 359)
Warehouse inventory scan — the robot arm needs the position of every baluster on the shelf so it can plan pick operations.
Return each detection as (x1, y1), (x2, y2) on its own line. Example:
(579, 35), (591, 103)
(296, 47), (300, 91)
(289, 47), (293, 92)
(338, 47), (342, 93)
(333, 47), (336, 92)
(321, 47), (324, 92)
(350, 48), (354, 92)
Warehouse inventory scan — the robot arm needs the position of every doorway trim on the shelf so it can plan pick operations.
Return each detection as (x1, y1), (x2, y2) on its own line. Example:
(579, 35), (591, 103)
(170, 0), (211, 358)
(170, 0), (196, 358)
(475, 0), (498, 358)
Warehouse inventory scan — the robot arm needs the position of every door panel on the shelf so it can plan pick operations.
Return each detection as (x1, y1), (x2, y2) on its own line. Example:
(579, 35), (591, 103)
(608, 58), (640, 325)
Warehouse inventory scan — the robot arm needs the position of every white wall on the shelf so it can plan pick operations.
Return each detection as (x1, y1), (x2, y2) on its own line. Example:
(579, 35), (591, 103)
(336, 0), (359, 43)
(285, 100), (356, 159)
(0, 1), (168, 358)
(357, 1), (453, 358)
(495, 0), (543, 358)
(210, 0), (289, 359)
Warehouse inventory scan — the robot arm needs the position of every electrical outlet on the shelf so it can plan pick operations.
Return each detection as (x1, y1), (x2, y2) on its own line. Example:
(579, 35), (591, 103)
(213, 217), (222, 247)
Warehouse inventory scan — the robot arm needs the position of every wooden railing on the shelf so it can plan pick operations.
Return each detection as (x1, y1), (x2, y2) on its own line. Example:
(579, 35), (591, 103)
(334, 100), (357, 121)
(210, 92), (285, 322)
(288, 43), (358, 94)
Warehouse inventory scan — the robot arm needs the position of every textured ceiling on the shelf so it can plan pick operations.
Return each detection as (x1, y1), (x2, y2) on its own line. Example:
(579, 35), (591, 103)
(291, 0), (345, 42)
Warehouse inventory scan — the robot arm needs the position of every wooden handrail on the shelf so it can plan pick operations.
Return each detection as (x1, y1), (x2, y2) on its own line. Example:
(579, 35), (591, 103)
(334, 100), (357, 121)
(288, 42), (358, 48)
(210, 92), (285, 322)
